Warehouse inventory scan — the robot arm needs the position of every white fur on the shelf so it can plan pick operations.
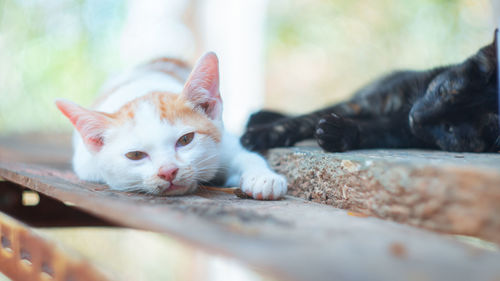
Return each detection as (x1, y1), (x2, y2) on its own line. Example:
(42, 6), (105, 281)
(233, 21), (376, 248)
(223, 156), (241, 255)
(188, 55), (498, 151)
(95, 70), (183, 112)
(69, 56), (287, 199)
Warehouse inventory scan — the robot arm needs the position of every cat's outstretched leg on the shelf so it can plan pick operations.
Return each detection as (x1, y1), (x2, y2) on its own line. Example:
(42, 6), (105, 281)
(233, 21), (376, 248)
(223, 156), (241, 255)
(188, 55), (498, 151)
(223, 134), (287, 200)
(241, 114), (319, 150)
(240, 102), (367, 150)
(245, 110), (288, 128)
(238, 156), (288, 200)
(315, 113), (429, 152)
(315, 113), (360, 152)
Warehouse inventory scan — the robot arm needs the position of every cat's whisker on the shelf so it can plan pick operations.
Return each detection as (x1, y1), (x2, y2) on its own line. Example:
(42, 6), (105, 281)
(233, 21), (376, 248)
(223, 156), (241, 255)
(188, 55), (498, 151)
(194, 156), (220, 165)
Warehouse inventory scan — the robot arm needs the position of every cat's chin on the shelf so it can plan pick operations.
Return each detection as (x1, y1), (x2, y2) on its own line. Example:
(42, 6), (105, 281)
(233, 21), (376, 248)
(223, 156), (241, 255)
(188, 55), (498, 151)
(158, 183), (197, 196)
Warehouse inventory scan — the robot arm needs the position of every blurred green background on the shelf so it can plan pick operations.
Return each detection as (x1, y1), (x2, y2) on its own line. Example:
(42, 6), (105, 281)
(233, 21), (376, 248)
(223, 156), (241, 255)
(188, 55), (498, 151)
(0, 0), (495, 133)
(0, 0), (125, 133)
(0, 1), (496, 280)
(265, 0), (495, 113)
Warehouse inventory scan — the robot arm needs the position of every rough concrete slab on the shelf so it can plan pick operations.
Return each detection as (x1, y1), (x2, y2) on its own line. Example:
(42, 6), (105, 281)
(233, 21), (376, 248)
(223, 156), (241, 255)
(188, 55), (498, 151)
(267, 146), (500, 243)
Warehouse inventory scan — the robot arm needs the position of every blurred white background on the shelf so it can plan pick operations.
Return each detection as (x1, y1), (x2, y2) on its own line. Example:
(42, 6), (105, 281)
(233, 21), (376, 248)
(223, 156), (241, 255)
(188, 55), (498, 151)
(0, 0), (497, 135)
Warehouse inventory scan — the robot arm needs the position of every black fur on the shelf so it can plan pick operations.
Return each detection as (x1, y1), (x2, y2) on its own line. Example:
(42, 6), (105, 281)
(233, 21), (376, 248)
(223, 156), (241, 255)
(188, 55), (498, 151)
(241, 31), (499, 153)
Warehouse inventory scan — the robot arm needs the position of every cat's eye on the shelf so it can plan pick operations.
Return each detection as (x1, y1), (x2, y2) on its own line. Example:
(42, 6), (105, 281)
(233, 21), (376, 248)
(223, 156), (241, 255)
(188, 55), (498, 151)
(176, 132), (195, 147)
(125, 151), (149, 160)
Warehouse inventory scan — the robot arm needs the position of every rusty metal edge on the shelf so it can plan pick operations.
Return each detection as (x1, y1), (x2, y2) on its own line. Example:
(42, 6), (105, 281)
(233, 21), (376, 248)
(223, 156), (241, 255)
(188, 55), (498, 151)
(0, 212), (114, 281)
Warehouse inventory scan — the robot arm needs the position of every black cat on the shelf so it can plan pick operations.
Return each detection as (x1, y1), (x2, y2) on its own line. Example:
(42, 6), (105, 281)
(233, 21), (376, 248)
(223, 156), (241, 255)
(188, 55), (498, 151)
(241, 31), (500, 153)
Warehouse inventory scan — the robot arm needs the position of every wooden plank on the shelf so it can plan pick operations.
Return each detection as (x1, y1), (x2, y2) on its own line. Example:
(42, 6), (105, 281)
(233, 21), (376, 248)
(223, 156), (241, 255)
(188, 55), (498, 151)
(268, 144), (500, 243)
(1, 134), (500, 281)
(0, 181), (115, 227)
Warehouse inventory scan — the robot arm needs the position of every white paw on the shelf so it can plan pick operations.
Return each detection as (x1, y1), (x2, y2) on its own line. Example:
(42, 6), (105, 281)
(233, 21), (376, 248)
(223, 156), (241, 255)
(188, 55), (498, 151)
(240, 171), (287, 200)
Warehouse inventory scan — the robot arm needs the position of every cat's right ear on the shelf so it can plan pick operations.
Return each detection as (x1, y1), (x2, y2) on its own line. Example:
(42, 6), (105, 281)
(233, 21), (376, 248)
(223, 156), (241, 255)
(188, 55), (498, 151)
(478, 29), (498, 64)
(472, 30), (498, 79)
(182, 52), (222, 120)
(493, 28), (498, 49)
(55, 99), (112, 153)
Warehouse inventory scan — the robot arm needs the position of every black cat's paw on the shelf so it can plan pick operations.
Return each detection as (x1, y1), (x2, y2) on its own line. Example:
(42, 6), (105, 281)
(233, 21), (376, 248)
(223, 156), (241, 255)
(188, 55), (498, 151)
(240, 124), (295, 151)
(245, 110), (288, 129)
(315, 113), (359, 152)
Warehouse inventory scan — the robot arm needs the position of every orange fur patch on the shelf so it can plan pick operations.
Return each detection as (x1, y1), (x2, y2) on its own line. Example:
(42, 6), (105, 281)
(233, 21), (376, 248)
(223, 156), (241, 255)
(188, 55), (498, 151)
(110, 92), (222, 143)
(90, 58), (221, 142)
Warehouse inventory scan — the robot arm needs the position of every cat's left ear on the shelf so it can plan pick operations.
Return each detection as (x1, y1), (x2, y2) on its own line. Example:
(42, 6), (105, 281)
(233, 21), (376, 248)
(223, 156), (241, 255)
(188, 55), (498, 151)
(182, 52), (222, 120)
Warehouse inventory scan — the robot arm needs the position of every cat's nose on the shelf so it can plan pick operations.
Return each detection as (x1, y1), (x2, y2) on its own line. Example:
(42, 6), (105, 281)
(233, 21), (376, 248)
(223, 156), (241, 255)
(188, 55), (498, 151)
(158, 166), (179, 182)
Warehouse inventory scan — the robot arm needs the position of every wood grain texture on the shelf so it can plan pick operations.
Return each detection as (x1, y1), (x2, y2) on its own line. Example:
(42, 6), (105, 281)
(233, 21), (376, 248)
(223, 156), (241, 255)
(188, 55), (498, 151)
(1, 134), (500, 281)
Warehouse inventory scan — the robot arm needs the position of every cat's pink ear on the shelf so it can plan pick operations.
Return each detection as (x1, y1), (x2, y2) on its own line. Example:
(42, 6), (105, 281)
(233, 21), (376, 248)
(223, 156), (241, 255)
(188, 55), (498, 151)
(182, 52), (222, 120)
(55, 99), (111, 153)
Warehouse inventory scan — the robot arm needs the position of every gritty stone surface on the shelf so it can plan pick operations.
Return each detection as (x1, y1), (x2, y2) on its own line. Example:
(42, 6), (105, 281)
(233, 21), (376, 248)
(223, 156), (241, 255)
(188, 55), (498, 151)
(267, 146), (500, 243)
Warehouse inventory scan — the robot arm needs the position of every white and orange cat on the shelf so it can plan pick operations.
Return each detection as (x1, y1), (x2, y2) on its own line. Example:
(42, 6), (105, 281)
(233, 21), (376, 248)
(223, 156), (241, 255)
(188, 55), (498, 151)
(56, 52), (287, 200)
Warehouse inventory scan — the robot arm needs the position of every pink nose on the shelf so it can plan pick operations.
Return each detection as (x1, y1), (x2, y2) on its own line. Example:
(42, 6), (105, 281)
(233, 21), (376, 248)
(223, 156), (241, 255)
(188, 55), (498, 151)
(158, 166), (179, 182)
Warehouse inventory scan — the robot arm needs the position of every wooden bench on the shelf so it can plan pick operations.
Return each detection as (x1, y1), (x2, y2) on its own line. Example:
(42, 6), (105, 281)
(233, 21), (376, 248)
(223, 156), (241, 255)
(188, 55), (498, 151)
(1, 133), (499, 281)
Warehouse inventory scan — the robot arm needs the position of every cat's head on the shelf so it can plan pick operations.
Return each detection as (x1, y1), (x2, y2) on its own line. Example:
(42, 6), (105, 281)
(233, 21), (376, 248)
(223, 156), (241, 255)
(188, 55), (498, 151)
(56, 52), (223, 195)
(409, 31), (499, 152)
(410, 30), (498, 124)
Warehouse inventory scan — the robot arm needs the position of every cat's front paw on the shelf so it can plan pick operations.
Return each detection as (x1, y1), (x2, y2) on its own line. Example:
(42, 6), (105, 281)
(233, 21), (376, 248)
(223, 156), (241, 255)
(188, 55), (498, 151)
(240, 125), (294, 151)
(315, 113), (359, 152)
(240, 171), (287, 200)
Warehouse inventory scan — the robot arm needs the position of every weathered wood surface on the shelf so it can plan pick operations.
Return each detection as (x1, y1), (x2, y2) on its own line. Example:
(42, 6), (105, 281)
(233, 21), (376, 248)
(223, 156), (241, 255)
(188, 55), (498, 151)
(1, 181), (114, 227)
(1, 134), (500, 281)
(268, 144), (500, 243)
